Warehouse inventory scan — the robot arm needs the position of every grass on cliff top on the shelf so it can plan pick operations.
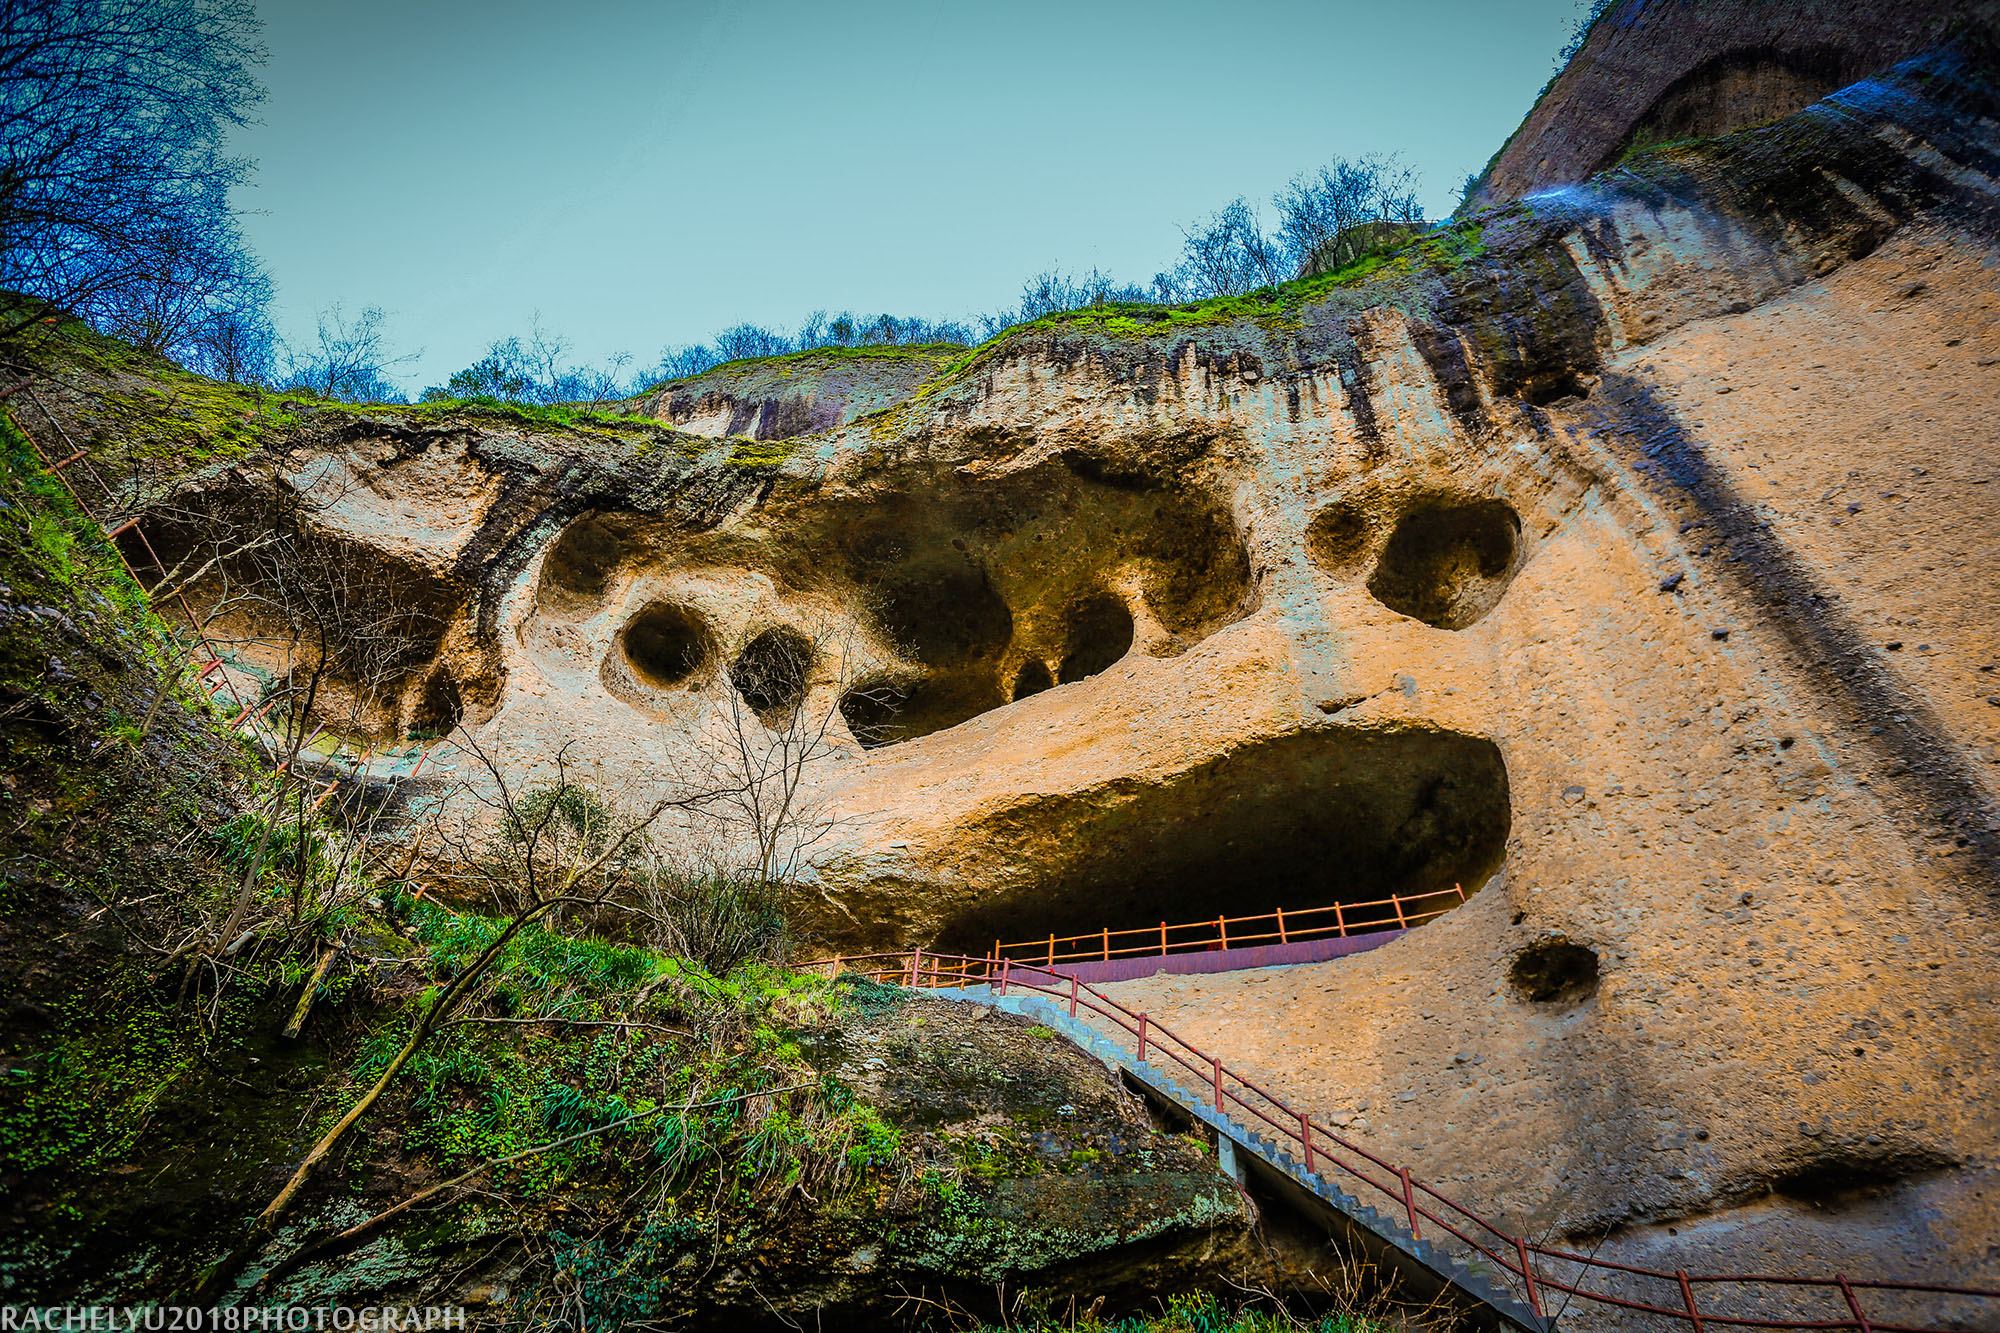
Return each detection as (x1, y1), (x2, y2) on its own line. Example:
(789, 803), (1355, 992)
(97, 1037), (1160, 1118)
(861, 219), (1490, 433)
(3, 308), (719, 483)
(646, 341), (969, 393)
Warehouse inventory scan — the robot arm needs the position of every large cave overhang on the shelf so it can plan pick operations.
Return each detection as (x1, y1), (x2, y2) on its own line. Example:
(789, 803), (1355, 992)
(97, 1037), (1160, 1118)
(929, 724), (1511, 954)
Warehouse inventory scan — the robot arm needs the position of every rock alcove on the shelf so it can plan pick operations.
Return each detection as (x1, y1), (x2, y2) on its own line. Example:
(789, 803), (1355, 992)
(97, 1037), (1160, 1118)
(931, 725), (1511, 953)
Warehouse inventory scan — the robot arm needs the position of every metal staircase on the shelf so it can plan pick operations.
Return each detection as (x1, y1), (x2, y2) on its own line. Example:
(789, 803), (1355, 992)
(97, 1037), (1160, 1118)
(926, 979), (1551, 1333)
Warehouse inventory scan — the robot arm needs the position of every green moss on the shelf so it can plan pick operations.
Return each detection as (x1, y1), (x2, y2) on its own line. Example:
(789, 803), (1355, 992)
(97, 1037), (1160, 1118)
(644, 342), (967, 396)
(724, 435), (803, 468)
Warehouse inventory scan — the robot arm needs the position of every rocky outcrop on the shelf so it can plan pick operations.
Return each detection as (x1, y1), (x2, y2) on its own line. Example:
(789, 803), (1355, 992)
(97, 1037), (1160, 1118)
(13, 30), (2000, 1323)
(1468, 0), (1990, 208)
(636, 345), (963, 440)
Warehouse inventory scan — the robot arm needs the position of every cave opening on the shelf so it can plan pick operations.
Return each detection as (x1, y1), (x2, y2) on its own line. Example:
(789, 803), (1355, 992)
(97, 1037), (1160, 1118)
(731, 626), (814, 719)
(1367, 498), (1522, 630)
(1013, 659), (1054, 701)
(930, 726), (1510, 953)
(1305, 499), (1373, 574)
(411, 671), (463, 739)
(1058, 594), (1135, 684)
(839, 680), (907, 749)
(622, 602), (711, 688)
(543, 515), (625, 600)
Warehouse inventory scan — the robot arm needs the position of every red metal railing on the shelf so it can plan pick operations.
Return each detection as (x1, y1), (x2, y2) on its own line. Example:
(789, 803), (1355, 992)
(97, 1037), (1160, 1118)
(991, 884), (1468, 966)
(804, 950), (2000, 1333)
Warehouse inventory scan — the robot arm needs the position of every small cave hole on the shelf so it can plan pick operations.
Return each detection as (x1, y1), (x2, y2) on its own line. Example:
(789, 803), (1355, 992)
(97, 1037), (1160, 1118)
(622, 602), (711, 688)
(840, 680), (910, 749)
(544, 515), (625, 599)
(1517, 368), (1592, 407)
(1368, 498), (1522, 630)
(1057, 594), (1135, 684)
(1306, 500), (1372, 574)
(1769, 1148), (1953, 1207)
(730, 626), (814, 719)
(410, 672), (462, 740)
(1013, 659), (1054, 701)
(1510, 939), (1599, 1004)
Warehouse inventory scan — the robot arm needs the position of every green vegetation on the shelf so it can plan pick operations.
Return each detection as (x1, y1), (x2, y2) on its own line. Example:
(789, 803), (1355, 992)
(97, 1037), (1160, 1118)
(852, 216), (1490, 444)
(970, 1295), (1395, 1333)
(655, 340), (967, 389)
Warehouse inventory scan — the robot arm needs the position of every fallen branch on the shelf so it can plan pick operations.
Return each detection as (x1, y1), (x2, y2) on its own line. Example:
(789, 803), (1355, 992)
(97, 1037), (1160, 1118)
(282, 947), (338, 1039)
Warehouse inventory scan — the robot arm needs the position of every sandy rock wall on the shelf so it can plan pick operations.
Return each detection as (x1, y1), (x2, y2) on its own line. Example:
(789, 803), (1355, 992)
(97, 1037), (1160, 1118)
(126, 42), (2000, 1312)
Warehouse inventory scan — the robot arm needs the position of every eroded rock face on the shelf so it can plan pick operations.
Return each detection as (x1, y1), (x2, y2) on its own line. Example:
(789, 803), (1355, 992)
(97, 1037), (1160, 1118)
(103, 41), (2000, 1311)
(1468, 0), (1978, 207)
(637, 345), (963, 440)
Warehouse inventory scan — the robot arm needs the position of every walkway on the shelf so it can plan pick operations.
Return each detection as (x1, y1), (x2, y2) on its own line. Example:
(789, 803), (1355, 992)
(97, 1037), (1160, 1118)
(813, 950), (2000, 1333)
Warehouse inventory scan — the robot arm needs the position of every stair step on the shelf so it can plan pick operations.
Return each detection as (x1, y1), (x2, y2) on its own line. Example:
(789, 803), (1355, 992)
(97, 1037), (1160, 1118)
(918, 984), (1548, 1333)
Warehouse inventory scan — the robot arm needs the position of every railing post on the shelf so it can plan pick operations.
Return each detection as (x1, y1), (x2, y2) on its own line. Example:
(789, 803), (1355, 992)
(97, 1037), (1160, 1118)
(1677, 1269), (1705, 1333)
(1211, 1056), (1224, 1109)
(999, 959), (1010, 997)
(1333, 901), (1346, 936)
(1392, 894), (1408, 929)
(831, 953), (842, 977)
(1047, 933), (1056, 966)
(1517, 1239), (1545, 1321)
(1068, 974), (1079, 1017)
(1399, 1167), (1421, 1240)
(909, 948), (921, 988)
(1160, 921), (1168, 955)
(1299, 1112), (1314, 1174)
(1136, 1013), (1149, 1062)
(1217, 915), (1228, 949)
(1276, 907), (1288, 944)
(1454, 881), (1467, 902)
(1102, 928), (1110, 961)
(1836, 1276), (1873, 1333)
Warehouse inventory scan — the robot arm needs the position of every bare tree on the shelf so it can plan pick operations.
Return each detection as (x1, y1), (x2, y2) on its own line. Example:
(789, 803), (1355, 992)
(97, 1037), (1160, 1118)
(199, 733), (743, 1299)
(706, 615), (875, 896)
(0, 0), (270, 372)
(1167, 199), (1285, 299)
(1275, 153), (1426, 278)
(423, 315), (639, 408)
(612, 613), (874, 969)
(277, 304), (415, 403)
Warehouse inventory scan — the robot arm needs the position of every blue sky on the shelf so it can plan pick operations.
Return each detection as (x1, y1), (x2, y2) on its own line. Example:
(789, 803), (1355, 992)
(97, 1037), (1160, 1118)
(237, 0), (1581, 393)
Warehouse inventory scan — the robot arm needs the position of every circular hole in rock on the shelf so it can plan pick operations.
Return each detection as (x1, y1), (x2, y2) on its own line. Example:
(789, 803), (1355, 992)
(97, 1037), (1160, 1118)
(544, 515), (625, 599)
(1306, 500), (1372, 573)
(731, 626), (814, 719)
(410, 672), (462, 739)
(1367, 498), (1522, 630)
(1510, 939), (1599, 1004)
(1058, 594), (1134, 684)
(622, 602), (711, 688)
(1013, 659), (1054, 701)
(840, 680), (910, 749)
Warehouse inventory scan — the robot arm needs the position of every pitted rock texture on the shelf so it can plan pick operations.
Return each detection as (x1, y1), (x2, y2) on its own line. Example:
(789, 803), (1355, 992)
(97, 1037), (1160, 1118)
(68, 39), (2000, 1320)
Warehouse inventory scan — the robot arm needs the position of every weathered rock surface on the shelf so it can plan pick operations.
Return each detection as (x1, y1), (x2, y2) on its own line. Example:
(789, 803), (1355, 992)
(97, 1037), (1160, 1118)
(1470, 0), (1989, 207)
(15, 28), (2000, 1326)
(635, 344), (962, 441)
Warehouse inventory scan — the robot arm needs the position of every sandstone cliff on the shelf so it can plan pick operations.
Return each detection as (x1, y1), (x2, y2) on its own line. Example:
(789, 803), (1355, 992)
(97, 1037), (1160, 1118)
(5, 24), (2000, 1330)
